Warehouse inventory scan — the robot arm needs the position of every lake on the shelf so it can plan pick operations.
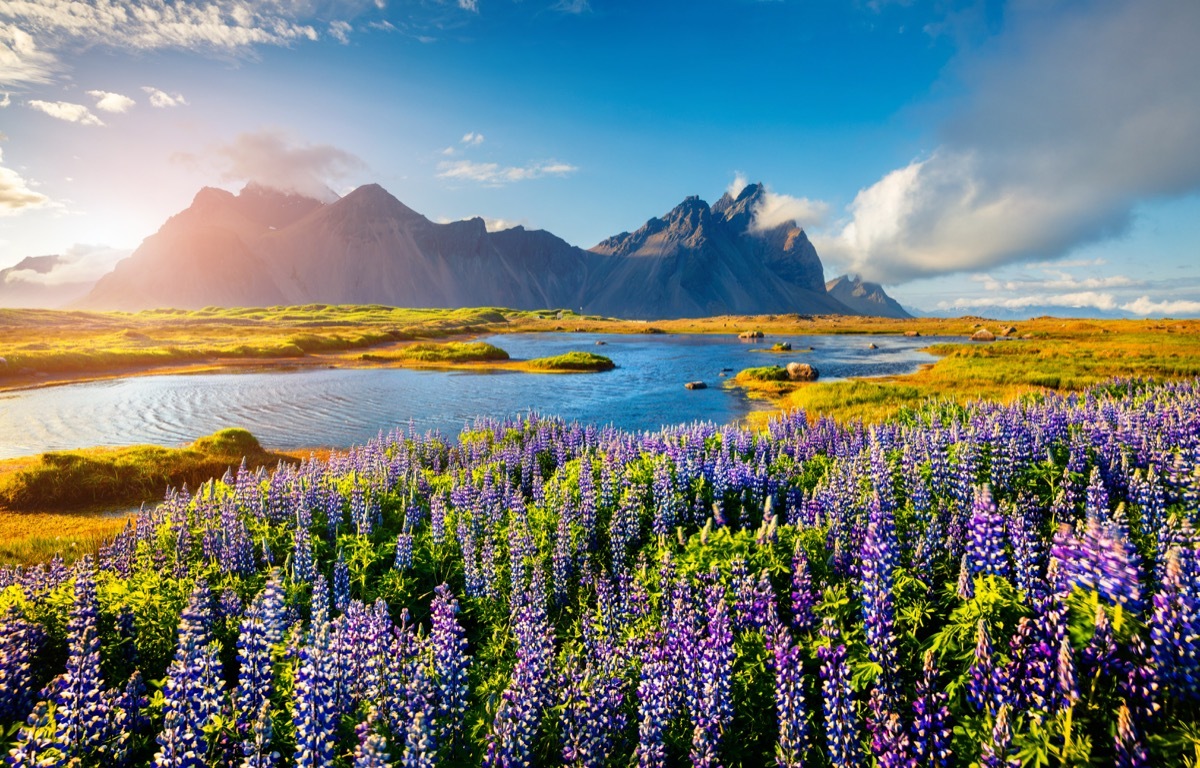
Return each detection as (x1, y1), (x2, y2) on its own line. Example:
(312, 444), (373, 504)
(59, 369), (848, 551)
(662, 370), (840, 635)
(0, 332), (949, 458)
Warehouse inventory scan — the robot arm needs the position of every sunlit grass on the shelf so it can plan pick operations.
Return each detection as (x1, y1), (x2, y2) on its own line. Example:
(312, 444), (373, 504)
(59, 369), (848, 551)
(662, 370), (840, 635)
(362, 341), (511, 364)
(524, 351), (615, 372)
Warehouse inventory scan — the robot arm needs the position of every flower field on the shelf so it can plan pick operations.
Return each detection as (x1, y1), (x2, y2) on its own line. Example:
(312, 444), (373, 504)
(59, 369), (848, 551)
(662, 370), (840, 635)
(2, 379), (1200, 767)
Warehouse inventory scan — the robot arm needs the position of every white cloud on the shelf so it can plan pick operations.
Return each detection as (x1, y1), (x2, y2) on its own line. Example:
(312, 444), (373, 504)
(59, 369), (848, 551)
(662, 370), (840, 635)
(461, 132), (484, 146)
(937, 291), (1118, 312)
(1121, 296), (1200, 317)
(2, 243), (130, 286)
(0, 147), (50, 214)
(0, 23), (58, 85)
(482, 217), (526, 232)
(329, 21), (352, 44)
(141, 86), (186, 108)
(1, 1), (320, 56)
(437, 158), (578, 185)
(818, 0), (1200, 284)
(750, 189), (829, 232)
(86, 89), (135, 113)
(0, 93), (10, 108)
(458, 0), (479, 11)
(727, 173), (748, 199)
(214, 130), (364, 201)
(28, 99), (104, 126)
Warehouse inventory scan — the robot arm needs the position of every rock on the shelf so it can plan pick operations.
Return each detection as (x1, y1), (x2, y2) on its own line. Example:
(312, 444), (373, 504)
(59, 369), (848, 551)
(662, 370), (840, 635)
(718, 372), (727, 377)
(904, 330), (920, 337)
(721, 367), (733, 372)
(971, 329), (996, 342)
(867, 343), (878, 350)
(738, 330), (764, 339)
(1000, 326), (1018, 336)
(595, 340), (607, 346)
(772, 342), (792, 351)
(685, 381), (707, 390)
(786, 362), (819, 381)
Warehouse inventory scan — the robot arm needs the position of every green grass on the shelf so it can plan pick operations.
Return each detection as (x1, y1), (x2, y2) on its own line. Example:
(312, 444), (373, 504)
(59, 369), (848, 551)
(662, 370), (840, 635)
(735, 365), (791, 382)
(0, 428), (290, 512)
(362, 341), (511, 364)
(525, 351), (616, 372)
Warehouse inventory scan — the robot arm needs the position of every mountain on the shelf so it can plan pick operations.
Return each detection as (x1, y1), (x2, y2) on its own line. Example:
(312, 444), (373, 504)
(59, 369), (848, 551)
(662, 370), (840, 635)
(825, 275), (912, 319)
(78, 181), (858, 318)
(0, 255), (97, 308)
(587, 184), (846, 316)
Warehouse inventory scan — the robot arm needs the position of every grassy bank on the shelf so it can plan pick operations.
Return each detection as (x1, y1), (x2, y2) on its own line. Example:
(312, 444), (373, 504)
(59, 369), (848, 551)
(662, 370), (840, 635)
(361, 341), (511, 364)
(735, 320), (1200, 423)
(0, 428), (301, 566)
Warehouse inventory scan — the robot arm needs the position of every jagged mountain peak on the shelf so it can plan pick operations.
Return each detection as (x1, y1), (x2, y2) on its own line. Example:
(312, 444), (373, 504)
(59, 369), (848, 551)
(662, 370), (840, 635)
(825, 274), (912, 319)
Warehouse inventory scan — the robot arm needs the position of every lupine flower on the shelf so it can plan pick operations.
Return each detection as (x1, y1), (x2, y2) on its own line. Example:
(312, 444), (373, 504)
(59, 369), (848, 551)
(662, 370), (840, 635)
(967, 487), (1010, 579)
(861, 518), (898, 705)
(790, 548), (817, 633)
(235, 572), (287, 748)
(485, 587), (556, 768)
(0, 608), (45, 724)
(634, 632), (674, 768)
(354, 709), (391, 768)
(333, 549), (351, 613)
(867, 688), (909, 768)
(690, 578), (734, 768)
(394, 533), (414, 571)
(818, 619), (864, 768)
(979, 705), (1020, 768)
(1114, 701), (1148, 768)
(911, 651), (951, 768)
(430, 584), (470, 749)
(967, 619), (1000, 714)
(155, 580), (227, 768)
(769, 626), (809, 768)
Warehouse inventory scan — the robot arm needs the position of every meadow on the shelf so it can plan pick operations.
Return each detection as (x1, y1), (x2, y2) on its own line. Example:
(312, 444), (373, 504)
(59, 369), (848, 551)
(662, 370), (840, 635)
(1, 377), (1198, 766)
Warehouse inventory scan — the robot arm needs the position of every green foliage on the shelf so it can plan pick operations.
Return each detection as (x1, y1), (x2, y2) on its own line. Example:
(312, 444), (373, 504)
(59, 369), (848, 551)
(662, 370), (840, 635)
(525, 352), (616, 372)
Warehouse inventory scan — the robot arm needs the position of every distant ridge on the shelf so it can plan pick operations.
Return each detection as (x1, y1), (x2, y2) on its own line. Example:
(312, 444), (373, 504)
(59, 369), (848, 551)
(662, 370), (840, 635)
(77, 181), (887, 319)
(825, 274), (912, 319)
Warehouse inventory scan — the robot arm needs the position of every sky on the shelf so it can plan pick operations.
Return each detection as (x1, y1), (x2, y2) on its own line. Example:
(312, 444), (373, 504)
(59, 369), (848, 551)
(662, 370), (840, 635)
(1, 0), (1198, 315)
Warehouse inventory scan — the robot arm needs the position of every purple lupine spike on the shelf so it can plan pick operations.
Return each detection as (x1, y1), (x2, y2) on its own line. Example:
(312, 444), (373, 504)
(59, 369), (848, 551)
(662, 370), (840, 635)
(1114, 701), (1148, 768)
(818, 619), (864, 768)
(354, 709), (392, 768)
(867, 688), (910, 768)
(635, 632), (675, 768)
(957, 554), (975, 600)
(967, 619), (998, 714)
(235, 572), (287, 749)
(911, 651), (951, 768)
(155, 580), (227, 768)
(430, 584), (470, 750)
(861, 518), (899, 706)
(1056, 634), (1079, 712)
(1122, 634), (1161, 726)
(967, 486), (1009, 579)
(1149, 546), (1200, 701)
(690, 577), (734, 768)
(6, 700), (66, 766)
(790, 547), (817, 633)
(0, 607), (45, 725)
(293, 641), (338, 768)
(978, 705), (1020, 768)
(769, 626), (810, 768)
(1081, 604), (1118, 680)
(394, 533), (414, 571)
(47, 568), (109, 758)
(560, 652), (627, 768)
(484, 588), (556, 768)
(333, 549), (351, 613)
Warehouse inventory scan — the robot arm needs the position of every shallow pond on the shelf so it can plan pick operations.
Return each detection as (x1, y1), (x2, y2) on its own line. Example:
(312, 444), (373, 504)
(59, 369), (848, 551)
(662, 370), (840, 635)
(0, 332), (950, 458)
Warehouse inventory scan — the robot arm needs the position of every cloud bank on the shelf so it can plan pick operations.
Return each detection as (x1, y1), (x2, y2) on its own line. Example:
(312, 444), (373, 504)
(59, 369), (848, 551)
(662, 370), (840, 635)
(2, 243), (130, 286)
(28, 99), (104, 125)
(0, 148), (49, 214)
(818, 0), (1200, 284)
(87, 89), (134, 113)
(215, 130), (364, 201)
(141, 86), (186, 108)
(437, 159), (577, 185)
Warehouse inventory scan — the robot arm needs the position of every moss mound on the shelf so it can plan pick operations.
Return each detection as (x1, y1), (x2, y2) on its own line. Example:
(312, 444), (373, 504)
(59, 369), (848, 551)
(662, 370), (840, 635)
(527, 352), (616, 372)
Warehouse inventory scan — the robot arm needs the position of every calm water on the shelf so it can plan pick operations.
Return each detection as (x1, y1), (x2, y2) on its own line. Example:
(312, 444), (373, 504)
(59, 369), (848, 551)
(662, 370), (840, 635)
(0, 333), (947, 458)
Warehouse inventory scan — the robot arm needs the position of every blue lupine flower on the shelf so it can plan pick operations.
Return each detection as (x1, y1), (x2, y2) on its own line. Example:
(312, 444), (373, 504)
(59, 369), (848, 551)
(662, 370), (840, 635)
(430, 584), (470, 749)
(769, 626), (809, 768)
(155, 579), (227, 768)
(818, 619), (864, 768)
(1114, 701), (1148, 768)
(911, 651), (951, 768)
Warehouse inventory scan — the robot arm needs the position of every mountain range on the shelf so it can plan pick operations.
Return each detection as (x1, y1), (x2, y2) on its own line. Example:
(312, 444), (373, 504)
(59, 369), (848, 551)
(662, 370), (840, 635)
(70, 181), (909, 318)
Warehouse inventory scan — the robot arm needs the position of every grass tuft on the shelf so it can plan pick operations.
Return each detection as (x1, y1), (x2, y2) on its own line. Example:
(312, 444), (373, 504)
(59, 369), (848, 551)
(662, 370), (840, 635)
(525, 351), (616, 372)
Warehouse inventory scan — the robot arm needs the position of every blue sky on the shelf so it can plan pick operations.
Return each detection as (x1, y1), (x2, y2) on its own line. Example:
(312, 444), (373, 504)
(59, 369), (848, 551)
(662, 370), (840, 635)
(1, 0), (1198, 315)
